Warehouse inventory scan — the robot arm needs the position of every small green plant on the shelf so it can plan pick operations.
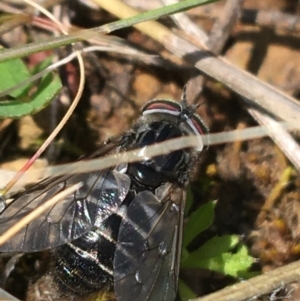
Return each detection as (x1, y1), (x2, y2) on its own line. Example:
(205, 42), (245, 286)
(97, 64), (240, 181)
(179, 197), (255, 300)
(0, 56), (61, 118)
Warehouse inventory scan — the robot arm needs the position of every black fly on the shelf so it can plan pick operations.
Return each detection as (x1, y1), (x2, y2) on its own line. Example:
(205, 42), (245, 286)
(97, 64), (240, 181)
(0, 90), (208, 301)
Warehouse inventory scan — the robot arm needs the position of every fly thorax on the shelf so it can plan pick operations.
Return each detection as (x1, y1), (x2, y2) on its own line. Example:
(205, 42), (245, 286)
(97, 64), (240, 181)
(127, 121), (190, 188)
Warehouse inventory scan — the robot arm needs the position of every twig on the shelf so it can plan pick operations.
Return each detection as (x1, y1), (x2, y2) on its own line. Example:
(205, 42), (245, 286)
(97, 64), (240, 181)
(187, 6), (300, 33)
(163, 0), (300, 298)
(207, 0), (245, 53)
(119, 1), (300, 33)
(241, 9), (300, 33)
(97, 0), (300, 170)
(199, 0), (300, 172)
(91, 0), (300, 126)
(0, 1), (163, 67)
(160, 0), (209, 98)
(161, 0), (209, 47)
(247, 106), (300, 172)
(208, 0), (300, 172)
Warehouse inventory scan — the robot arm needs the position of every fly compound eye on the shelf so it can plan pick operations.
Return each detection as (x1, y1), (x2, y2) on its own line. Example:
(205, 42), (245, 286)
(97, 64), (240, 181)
(142, 98), (208, 152)
(185, 114), (208, 152)
(142, 99), (181, 116)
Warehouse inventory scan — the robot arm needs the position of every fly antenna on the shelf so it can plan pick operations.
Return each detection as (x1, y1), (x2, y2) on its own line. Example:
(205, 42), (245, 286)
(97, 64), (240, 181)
(193, 101), (206, 111)
(194, 103), (201, 110)
(181, 85), (188, 106)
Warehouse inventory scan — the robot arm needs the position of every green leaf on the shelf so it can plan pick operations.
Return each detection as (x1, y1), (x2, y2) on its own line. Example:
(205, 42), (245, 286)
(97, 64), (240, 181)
(0, 72), (62, 118)
(183, 244), (254, 277)
(182, 235), (239, 266)
(220, 245), (255, 277)
(183, 200), (216, 248)
(185, 235), (239, 260)
(178, 279), (197, 301)
(0, 57), (31, 97)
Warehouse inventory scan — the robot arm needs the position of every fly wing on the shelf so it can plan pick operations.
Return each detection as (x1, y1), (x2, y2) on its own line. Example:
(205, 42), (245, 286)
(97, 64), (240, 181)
(0, 169), (130, 253)
(114, 188), (184, 301)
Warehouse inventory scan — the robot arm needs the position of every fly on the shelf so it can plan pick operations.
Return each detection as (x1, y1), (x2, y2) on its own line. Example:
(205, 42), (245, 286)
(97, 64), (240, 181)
(0, 88), (208, 301)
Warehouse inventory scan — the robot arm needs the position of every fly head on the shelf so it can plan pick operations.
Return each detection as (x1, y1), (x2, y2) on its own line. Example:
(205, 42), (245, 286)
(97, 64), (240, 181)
(127, 97), (208, 189)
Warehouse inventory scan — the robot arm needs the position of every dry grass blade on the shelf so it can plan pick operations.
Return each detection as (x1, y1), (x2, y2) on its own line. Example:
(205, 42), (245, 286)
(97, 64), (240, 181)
(1, 0), (86, 195)
(0, 0), (216, 62)
(151, 0), (300, 175)
(2, 52), (84, 194)
(92, 0), (300, 125)
(248, 107), (300, 172)
(160, 2), (300, 299)
(241, 8), (300, 32)
(1, 122), (295, 190)
(161, 0), (209, 47)
(190, 0), (300, 173)
(207, 0), (244, 53)
(0, 182), (83, 247)
(181, 5), (300, 32)
(0, 287), (21, 301)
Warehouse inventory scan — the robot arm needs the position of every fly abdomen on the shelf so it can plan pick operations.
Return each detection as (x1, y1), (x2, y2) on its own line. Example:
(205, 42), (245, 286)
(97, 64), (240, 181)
(52, 191), (135, 298)
(53, 229), (114, 296)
